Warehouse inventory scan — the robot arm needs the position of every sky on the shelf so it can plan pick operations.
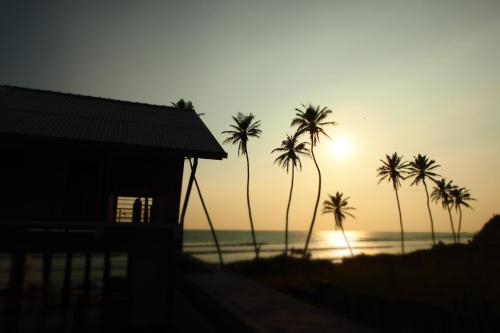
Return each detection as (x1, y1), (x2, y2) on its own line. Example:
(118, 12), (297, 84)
(1, 0), (499, 232)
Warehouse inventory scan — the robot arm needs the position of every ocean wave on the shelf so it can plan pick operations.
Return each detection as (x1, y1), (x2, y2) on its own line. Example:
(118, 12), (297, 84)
(184, 244), (395, 255)
(183, 242), (268, 248)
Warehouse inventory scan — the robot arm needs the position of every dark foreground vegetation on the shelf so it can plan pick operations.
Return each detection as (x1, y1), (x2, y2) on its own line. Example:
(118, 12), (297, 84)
(226, 215), (500, 332)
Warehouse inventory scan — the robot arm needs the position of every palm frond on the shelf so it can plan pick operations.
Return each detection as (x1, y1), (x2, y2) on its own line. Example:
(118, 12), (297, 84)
(222, 113), (262, 156)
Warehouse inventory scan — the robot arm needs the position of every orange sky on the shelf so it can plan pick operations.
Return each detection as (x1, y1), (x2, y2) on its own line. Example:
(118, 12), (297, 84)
(1, 1), (499, 232)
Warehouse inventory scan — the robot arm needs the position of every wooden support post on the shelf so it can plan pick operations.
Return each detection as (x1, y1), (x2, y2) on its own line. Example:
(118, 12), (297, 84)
(103, 252), (111, 299)
(62, 252), (73, 306)
(179, 157), (198, 249)
(42, 252), (52, 305)
(7, 251), (26, 332)
(83, 252), (92, 304)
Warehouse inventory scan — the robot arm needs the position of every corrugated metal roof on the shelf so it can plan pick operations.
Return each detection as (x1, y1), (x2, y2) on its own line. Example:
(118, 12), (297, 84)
(0, 85), (227, 159)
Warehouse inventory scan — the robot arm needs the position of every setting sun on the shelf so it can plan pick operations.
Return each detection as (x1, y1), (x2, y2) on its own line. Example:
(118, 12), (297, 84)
(331, 137), (351, 159)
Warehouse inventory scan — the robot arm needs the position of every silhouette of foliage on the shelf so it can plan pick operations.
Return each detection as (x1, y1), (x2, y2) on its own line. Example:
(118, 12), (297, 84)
(222, 113), (262, 257)
(450, 186), (475, 243)
(222, 113), (262, 156)
(322, 192), (356, 256)
(431, 178), (457, 243)
(272, 133), (309, 255)
(407, 154), (440, 245)
(377, 152), (409, 253)
(291, 104), (336, 256)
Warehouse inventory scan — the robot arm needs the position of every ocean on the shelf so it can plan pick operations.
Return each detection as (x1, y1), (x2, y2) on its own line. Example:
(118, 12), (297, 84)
(0, 230), (473, 290)
(184, 230), (474, 263)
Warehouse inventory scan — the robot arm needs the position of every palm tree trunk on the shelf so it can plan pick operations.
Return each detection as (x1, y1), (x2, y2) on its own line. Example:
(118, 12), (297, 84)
(340, 225), (354, 257)
(189, 159), (224, 265)
(423, 181), (436, 246)
(245, 152), (259, 257)
(457, 206), (463, 244)
(303, 139), (322, 256)
(447, 205), (457, 243)
(284, 167), (295, 256)
(394, 187), (405, 254)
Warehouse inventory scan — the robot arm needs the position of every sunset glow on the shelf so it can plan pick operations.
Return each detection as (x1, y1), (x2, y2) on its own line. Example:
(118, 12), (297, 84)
(330, 137), (351, 159)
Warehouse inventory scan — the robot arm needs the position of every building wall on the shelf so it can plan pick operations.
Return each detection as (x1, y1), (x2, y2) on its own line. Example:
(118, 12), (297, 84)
(0, 136), (184, 224)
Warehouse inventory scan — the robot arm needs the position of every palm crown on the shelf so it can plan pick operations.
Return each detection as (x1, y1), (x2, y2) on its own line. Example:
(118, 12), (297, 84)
(322, 192), (355, 230)
(450, 187), (475, 210)
(291, 104), (337, 146)
(377, 153), (410, 189)
(171, 99), (194, 111)
(407, 154), (440, 186)
(431, 178), (455, 207)
(271, 133), (309, 173)
(222, 113), (262, 156)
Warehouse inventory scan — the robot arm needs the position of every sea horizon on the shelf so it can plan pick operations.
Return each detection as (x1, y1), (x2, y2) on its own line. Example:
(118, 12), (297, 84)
(184, 229), (474, 264)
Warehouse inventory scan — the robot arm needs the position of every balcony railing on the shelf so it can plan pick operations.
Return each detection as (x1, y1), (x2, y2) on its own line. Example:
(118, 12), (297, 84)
(0, 222), (179, 332)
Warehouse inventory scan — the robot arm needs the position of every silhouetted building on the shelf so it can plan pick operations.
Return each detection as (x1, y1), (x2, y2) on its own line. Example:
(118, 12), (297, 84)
(0, 85), (226, 225)
(0, 85), (226, 331)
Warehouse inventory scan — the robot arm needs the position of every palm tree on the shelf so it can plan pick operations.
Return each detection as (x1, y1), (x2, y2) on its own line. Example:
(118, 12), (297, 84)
(171, 99), (222, 264)
(171, 98), (205, 116)
(171, 98), (194, 111)
(450, 186), (475, 243)
(377, 153), (410, 254)
(431, 178), (456, 243)
(407, 154), (440, 246)
(271, 133), (309, 255)
(291, 104), (337, 255)
(322, 192), (356, 256)
(222, 113), (262, 257)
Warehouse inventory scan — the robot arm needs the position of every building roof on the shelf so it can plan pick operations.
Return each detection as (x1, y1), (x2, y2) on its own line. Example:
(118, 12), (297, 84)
(0, 85), (227, 159)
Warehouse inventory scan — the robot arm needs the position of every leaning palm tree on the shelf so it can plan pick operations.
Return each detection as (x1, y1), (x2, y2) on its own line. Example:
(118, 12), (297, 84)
(291, 104), (337, 255)
(322, 192), (356, 257)
(171, 99), (223, 264)
(431, 178), (456, 243)
(222, 113), (262, 257)
(450, 186), (475, 243)
(271, 133), (309, 255)
(407, 154), (440, 246)
(377, 153), (410, 254)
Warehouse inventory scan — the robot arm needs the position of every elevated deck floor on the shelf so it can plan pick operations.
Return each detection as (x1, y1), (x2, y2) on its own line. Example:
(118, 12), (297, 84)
(183, 273), (372, 333)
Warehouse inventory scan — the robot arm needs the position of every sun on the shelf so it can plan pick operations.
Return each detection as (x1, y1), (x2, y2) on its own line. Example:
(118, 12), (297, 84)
(331, 137), (351, 159)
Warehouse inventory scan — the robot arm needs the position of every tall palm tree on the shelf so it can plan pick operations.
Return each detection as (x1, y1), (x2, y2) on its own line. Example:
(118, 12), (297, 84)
(431, 178), (456, 243)
(222, 113), (262, 257)
(171, 99), (222, 264)
(377, 153), (410, 254)
(291, 104), (337, 255)
(322, 192), (356, 257)
(407, 154), (440, 246)
(450, 186), (475, 243)
(271, 133), (309, 255)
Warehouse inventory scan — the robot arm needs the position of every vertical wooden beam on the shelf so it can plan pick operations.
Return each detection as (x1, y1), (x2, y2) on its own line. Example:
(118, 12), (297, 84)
(144, 197), (149, 223)
(7, 251), (26, 332)
(83, 252), (92, 304)
(62, 252), (73, 307)
(103, 251), (111, 299)
(42, 252), (53, 305)
(179, 157), (198, 249)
